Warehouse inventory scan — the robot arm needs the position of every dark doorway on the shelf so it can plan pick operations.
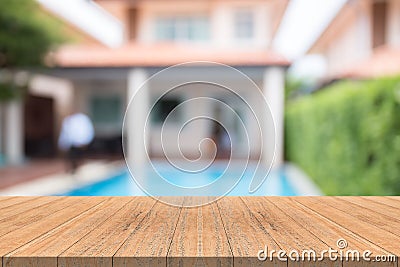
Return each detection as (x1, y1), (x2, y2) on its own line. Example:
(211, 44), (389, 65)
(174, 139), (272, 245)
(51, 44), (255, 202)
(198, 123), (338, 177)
(24, 94), (56, 157)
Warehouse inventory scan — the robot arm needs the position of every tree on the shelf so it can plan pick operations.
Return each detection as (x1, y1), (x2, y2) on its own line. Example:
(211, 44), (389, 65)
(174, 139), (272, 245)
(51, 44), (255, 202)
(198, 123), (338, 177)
(0, 0), (63, 100)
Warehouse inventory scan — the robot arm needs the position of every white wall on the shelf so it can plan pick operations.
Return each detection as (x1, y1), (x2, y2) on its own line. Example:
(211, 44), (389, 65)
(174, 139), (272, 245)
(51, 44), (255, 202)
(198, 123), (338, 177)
(387, 0), (400, 46)
(211, 1), (272, 48)
(137, 0), (273, 49)
(318, 0), (400, 76)
(323, 2), (372, 75)
(137, 1), (210, 43)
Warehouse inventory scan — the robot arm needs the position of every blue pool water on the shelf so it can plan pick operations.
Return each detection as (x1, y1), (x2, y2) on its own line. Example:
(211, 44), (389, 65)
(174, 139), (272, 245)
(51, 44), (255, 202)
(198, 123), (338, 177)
(63, 165), (298, 196)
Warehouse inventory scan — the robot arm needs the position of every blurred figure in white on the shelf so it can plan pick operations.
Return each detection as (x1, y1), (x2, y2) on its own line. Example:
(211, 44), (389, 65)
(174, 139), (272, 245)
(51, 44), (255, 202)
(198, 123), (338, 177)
(58, 113), (94, 173)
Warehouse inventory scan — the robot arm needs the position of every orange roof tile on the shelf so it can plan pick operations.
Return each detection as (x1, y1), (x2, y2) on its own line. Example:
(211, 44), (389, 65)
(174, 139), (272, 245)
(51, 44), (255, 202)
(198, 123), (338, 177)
(51, 43), (290, 68)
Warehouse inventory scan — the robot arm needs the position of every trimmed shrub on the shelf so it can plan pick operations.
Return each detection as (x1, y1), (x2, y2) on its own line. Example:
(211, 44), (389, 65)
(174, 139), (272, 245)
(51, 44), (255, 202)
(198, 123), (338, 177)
(285, 77), (400, 195)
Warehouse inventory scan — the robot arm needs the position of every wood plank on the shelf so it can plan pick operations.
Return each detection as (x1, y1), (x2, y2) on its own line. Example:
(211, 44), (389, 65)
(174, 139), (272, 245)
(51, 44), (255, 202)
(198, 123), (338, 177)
(339, 197), (400, 222)
(242, 197), (338, 267)
(167, 201), (233, 266)
(0, 196), (15, 203)
(113, 200), (182, 267)
(322, 197), (400, 238)
(270, 197), (395, 267)
(0, 197), (106, 257)
(181, 196), (220, 207)
(386, 196), (400, 202)
(363, 196), (400, 209)
(58, 197), (156, 267)
(0, 197), (60, 222)
(216, 197), (284, 267)
(0, 197), (32, 210)
(0, 197), (72, 237)
(4, 197), (131, 267)
(294, 197), (400, 256)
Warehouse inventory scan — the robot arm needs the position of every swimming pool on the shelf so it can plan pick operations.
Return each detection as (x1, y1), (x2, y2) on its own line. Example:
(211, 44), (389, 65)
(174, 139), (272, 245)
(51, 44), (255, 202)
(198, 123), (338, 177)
(63, 164), (298, 196)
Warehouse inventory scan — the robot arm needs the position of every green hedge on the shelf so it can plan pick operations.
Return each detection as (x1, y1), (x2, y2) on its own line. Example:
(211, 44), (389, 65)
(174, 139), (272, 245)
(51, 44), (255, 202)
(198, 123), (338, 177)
(285, 77), (400, 195)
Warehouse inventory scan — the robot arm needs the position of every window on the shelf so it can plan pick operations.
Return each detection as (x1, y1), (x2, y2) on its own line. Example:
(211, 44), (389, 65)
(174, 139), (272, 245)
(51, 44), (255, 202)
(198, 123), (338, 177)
(234, 10), (255, 40)
(155, 16), (209, 41)
(90, 96), (122, 125)
(152, 97), (182, 124)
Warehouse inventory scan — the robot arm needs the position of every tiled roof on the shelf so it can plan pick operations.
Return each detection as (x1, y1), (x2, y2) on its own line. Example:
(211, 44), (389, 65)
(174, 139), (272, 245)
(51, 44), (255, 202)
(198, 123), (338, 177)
(51, 43), (290, 68)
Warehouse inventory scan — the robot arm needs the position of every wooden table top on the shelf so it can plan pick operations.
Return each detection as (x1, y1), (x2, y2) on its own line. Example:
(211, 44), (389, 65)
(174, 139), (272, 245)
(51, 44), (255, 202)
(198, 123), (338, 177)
(0, 196), (399, 267)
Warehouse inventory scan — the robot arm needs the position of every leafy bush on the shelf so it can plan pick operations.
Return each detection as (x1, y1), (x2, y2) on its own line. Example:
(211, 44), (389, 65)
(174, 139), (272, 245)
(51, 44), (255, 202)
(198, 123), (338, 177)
(285, 77), (400, 195)
(0, 0), (63, 68)
(0, 0), (64, 101)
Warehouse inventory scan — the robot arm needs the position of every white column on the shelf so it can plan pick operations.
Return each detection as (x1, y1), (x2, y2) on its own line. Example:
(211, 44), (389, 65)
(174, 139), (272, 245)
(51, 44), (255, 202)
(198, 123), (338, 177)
(263, 67), (285, 168)
(126, 68), (149, 169)
(5, 100), (24, 165)
(212, 4), (231, 48)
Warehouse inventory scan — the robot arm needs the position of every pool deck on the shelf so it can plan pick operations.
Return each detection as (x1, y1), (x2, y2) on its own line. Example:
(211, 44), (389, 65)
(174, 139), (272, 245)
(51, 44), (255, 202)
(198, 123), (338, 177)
(0, 160), (66, 190)
(0, 196), (399, 266)
(0, 160), (124, 196)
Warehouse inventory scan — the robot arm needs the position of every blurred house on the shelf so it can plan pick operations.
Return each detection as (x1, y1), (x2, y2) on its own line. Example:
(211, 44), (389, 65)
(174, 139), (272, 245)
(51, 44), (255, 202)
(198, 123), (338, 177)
(3, 0), (290, 166)
(309, 0), (400, 79)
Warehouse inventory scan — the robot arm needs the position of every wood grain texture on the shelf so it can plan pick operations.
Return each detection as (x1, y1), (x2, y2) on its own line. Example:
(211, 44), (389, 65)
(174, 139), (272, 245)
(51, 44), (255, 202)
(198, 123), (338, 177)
(4, 198), (130, 267)
(242, 197), (339, 267)
(0, 197), (39, 211)
(168, 201), (232, 267)
(0, 197), (58, 222)
(216, 197), (285, 267)
(59, 197), (156, 267)
(0, 197), (72, 241)
(325, 197), (400, 238)
(113, 200), (182, 267)
(294, 197), (400, 256)
(363, 196), (400, 209)
(265, 197), (395, 267)
(0, 196), (398, 267)
(342, 197), (400, 221)
(0, 197), (105, 257)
